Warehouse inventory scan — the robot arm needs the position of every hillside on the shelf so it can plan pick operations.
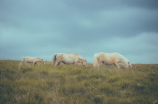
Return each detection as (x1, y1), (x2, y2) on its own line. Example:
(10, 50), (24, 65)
(0, 60), (158, 104)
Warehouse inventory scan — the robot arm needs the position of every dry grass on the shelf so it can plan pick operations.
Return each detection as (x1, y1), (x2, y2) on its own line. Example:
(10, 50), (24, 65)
(0, 60), (158, 104)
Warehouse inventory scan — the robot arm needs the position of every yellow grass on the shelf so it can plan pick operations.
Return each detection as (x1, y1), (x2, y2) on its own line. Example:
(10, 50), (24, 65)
(0, 60), (158, 104)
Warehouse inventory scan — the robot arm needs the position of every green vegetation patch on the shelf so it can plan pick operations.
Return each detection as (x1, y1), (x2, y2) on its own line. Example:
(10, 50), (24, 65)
(0, 60), (158, 104)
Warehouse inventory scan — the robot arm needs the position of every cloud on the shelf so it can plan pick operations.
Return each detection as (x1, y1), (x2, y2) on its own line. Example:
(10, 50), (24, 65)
(121, 0), (158, 10)
(0, 0), (158, 63)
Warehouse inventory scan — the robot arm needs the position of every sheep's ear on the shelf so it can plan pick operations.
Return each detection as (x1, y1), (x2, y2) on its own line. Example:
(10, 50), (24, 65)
(128, 62), (130, 64)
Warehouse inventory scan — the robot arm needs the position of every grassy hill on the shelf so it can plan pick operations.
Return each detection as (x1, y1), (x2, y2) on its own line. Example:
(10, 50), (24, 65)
(0, 60), (158, 104)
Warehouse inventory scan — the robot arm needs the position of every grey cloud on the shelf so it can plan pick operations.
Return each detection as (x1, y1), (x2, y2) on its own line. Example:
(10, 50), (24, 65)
(121, 0), (158, 10)
(0, 0), (158, 63)
(1, 0), (158, 38)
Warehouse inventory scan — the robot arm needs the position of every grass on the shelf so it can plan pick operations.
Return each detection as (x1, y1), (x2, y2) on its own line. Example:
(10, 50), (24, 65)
(0, 60), (158, 104)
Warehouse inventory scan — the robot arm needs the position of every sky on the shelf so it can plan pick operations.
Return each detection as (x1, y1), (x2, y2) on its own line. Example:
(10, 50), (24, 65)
(0, 0), (158, 64)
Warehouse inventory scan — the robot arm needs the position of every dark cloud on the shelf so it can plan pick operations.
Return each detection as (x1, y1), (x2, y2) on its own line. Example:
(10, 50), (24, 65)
(0, 0), (158, 63)
(121, 0), (158, 10)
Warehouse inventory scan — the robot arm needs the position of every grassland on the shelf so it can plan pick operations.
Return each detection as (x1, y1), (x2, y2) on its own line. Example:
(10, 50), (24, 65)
(0, 60), (158, 104)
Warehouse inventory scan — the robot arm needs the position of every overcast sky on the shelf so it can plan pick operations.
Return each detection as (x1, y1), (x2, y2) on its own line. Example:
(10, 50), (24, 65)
(0, 0), (158, 63)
